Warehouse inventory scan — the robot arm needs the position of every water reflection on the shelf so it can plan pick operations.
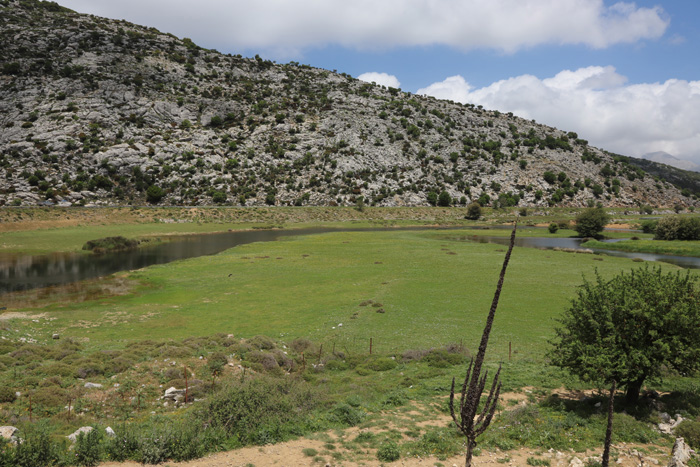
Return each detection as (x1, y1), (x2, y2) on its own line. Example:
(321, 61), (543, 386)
(464, 235), (700, 270)
(2, 226), (698, 296)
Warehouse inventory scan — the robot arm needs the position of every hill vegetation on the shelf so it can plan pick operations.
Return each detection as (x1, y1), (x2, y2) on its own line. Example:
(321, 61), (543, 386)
(0, 0), (698, 209)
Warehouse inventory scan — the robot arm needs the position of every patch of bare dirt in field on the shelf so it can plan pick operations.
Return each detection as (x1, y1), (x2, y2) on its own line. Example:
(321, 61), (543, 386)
(98, 443), (669, 467)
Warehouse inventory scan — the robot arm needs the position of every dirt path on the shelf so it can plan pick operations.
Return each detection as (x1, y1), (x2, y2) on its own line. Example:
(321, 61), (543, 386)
(98, 441), (667, 467)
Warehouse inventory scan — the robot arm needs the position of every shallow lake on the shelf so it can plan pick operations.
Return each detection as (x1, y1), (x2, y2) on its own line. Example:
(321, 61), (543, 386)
(1, 226), (698, 295)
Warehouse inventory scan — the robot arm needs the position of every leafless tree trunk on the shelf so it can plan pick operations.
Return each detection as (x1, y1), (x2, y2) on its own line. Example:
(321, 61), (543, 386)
(450, 224), (517, 467)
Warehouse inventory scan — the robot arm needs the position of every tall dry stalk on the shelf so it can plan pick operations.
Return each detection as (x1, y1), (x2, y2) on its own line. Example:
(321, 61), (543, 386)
(450, 223), (516, 467)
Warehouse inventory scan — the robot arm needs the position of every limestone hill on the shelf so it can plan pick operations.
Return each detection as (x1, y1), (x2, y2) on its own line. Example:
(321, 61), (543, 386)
(0, 0), (697, 208)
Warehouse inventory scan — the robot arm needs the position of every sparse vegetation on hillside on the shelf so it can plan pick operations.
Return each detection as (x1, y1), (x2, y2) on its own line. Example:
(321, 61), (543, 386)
(0, 0), (697, 208)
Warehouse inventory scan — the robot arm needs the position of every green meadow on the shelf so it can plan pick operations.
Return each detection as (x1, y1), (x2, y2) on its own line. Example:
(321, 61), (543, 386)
(8, 228), (688, 359)
(1, 215), (699, 466)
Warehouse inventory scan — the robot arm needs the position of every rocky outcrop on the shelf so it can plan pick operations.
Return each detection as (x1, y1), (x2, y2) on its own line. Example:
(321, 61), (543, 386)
(0, 0), (697, 209)
(668, 438), (693, 467)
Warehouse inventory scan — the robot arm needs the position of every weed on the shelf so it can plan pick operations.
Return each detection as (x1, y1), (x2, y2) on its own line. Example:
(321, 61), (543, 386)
(376, 440), (400, 462)
(302, 448), (318, 457)
(527, 457), (551, 466)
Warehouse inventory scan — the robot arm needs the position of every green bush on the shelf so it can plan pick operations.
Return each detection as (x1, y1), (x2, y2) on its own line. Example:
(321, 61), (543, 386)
(13, 422), (61, 467)
(195, 377), (322, 445)
(365, 357), (397, 371)
(75, 429), (103, 466)
(377, 441), (400, 462)
(465, 202), (482, 220)
(654, 216), (700, 240)
(548, 222), (559, 234)
(574, 207), (609, 238)
(146, 185), (165, 203)
(676, 420), (700, 449)
(0, 386), (16, 403)
(330, 403), (365, 426)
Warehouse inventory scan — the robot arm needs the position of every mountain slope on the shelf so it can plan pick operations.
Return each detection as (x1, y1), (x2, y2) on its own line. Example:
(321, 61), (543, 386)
(0, 0), (697, 208)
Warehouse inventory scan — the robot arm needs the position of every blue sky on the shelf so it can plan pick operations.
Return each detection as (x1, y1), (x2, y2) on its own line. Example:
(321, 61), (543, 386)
(57, 0), (700, 167)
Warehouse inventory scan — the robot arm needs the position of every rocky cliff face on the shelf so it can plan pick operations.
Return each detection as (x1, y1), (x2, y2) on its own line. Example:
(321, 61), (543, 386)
(0, 0), (696, 208)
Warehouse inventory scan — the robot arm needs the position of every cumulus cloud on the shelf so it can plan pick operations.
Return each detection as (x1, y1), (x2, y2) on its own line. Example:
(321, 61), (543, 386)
(357, 72), (401, 89)
(58, 0), (668, 54)
(417, 67), (700, 165)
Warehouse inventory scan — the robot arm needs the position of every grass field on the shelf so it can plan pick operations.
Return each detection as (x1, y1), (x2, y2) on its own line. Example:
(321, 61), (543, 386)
(5, 228), (688, 359)
(1, 211), (699, 466)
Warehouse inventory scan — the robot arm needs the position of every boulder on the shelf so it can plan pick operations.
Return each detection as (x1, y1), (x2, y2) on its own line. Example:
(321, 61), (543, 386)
(162, 387), (185, 401)
(0, 426), (18, 441)
(668, 438), (694, 467)
(67, 426), (93, 442)
(105, 426), (116, 437)
(84, 382), (102, 389)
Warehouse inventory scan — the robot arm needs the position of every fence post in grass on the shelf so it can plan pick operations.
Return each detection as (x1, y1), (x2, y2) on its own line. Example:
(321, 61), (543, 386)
(369, 338), (373, 355)
(509, 342), (512, 362)
(450, 223), (516, 467)
(318, 344), (323, 364)
(302, 351), (306, 370)
(184, 365), (188, 403)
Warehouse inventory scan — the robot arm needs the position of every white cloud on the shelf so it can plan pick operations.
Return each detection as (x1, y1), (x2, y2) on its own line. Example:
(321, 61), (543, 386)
(357, 72), (401, 89)
(418, 67), (700, 165)
(58, 0), (668, 54)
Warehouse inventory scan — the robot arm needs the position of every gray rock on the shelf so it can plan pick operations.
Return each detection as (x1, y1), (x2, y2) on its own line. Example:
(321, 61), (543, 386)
(67, 426), (93, 442)
(668, 437), (693, 467)
(0, 426), (18, 441)
(105, 426), (116, 437)
(84, 382), (102, 389)
(52, 333), (59, 339)
(162, 387), (185, 400)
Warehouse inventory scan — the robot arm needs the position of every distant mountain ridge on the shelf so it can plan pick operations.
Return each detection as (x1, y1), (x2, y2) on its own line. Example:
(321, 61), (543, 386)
(0, 0), (697, 208)
(642, 152), (700, 173)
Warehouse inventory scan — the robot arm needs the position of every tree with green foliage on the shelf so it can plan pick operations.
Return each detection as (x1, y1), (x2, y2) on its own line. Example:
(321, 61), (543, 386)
(427, 191), (438, 206)
(549, 265), (700, 404)
(465, 202), (481, 220)
(146, 185), (165, 204)
(654, 216), (700, 241)
(574, 207), (609, 237)
(438, 190), (452, 207)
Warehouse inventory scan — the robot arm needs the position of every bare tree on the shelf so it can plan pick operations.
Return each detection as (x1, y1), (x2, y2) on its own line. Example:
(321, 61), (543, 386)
(450, 224), (516, 467)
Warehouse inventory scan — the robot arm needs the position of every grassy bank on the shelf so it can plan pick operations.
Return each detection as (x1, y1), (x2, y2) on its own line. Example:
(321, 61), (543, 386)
(584, 238), (700, 257)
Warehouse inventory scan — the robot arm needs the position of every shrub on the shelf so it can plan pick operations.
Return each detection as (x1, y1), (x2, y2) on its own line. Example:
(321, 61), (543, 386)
(0, 386), (16, 403)
(13, 422), (60, 467)
(75, 429), (103, 466)
(195, 377), (322, 445)
(438, 190), (452, 207)
(654, 216), (700, 240)
(676, 420), (700, 450)
(365, 357), (397, 371)
(640, 219), (657, 234)
(548, 222), (558, 234)
(377, 441), (400, 462)
(330, 403), (365, 426)
(574, 207), (609, 238)
(465, 202), (482, 220)
(146, 185), (165, 203)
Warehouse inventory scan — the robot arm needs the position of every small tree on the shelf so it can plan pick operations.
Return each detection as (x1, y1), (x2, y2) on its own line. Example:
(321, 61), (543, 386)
(549, 265), (700, 404)
(465, 202), (482, 220)
(146, 185), (165, 204)
(574, 206), (609, 238)
(438, 190), (452, 207)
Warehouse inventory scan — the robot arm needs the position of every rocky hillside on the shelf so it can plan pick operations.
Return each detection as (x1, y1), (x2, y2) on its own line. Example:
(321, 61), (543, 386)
(0, 0), (697, 208)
